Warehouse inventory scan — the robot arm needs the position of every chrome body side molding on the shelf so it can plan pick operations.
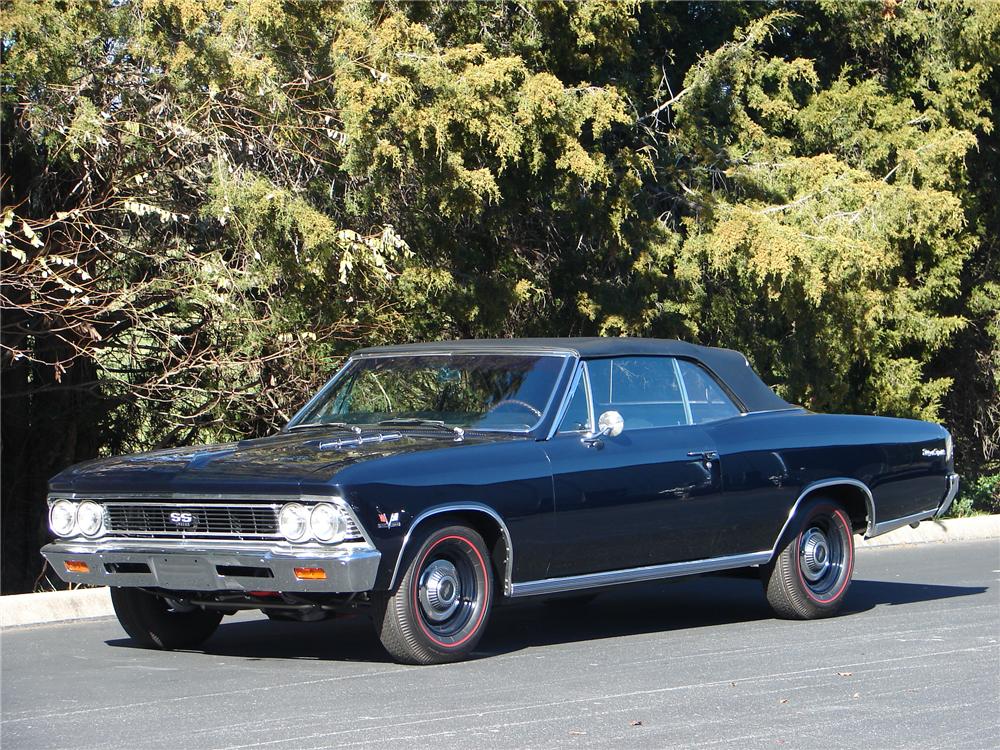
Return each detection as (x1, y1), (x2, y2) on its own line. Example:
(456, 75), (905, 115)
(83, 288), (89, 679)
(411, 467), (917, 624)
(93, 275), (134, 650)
(508, 551), (771, 597)
(871, 508), (939, 537)
(389, 502), (515, 595)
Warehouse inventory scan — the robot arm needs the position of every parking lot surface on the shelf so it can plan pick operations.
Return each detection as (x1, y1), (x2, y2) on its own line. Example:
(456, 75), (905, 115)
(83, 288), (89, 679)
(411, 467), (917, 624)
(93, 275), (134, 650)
(3, 540), (998, 749)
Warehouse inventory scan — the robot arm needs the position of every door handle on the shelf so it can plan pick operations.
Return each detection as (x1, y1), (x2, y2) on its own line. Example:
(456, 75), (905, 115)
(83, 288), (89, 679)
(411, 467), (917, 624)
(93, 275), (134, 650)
(687, 450), (719, 461)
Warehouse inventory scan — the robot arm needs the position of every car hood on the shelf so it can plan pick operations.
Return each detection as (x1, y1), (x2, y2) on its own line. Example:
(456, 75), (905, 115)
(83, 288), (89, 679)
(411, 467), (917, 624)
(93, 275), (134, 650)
(49, 429), (517, 496)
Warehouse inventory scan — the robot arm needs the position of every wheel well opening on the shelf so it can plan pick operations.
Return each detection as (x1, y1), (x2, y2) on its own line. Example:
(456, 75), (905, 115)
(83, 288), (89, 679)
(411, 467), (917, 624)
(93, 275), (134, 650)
(414, 510), (509, 593)
(803, 484), (871, 534)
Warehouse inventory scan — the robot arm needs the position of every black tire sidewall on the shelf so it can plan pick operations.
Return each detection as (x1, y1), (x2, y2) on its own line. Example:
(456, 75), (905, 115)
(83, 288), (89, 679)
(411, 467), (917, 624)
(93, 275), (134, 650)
(380, 524), (494, 663)
(765, 498), (855, 618)
(794, 501), (854, 608)
(110, 587), (223, 650)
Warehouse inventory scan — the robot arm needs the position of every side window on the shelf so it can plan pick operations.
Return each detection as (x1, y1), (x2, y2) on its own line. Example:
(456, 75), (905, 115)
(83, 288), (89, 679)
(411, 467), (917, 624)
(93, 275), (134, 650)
(587, 357), (687, 429)
(677, 359), (741, 424)
(558, 367), (591, 433)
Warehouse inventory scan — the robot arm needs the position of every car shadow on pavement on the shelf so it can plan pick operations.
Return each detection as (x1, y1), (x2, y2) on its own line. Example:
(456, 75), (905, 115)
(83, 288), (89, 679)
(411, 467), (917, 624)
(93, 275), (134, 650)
(104, 574), (985, 663)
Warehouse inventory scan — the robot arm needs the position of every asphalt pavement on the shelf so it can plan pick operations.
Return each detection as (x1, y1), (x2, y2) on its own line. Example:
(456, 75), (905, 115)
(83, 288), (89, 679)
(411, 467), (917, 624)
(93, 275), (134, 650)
(2, 540), (998, 750)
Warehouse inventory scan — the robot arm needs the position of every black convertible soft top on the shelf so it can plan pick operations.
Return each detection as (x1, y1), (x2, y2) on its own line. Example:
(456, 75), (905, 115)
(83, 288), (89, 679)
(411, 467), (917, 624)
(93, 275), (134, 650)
(355, 337), (791, 413)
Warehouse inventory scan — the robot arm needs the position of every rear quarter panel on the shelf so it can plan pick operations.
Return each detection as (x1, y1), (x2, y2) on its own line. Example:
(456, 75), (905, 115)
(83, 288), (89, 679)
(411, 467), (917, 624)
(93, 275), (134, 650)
(704, 410), (950, 555)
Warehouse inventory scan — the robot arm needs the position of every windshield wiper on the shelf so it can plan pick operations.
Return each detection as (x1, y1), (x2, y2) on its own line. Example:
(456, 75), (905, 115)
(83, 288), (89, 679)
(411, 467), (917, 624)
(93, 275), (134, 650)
(376, 418), (465, 440)
(287, 422), (362, 433)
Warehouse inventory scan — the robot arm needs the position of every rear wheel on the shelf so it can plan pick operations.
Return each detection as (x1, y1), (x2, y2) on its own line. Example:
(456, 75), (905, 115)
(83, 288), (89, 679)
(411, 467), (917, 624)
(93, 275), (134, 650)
(762, 498), (855, 619)
(110, 587), (223, 649)
(373, 524), (494, 664)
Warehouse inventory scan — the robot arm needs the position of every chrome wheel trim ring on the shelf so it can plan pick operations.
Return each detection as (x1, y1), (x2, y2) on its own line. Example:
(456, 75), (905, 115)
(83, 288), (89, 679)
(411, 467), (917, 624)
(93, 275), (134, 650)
(418, 559), (462, 623)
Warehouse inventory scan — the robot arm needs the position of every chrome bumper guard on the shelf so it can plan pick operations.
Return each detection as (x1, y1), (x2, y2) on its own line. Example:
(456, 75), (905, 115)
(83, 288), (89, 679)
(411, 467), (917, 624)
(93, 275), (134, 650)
(935, 473), (960, 518)
(41, 539), (380, 593)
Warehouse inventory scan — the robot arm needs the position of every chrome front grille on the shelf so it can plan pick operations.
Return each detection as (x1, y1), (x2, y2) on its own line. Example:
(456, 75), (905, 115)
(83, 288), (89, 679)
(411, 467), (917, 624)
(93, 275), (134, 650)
(104, 503), (281, 540)
(100, 501), (364, 542)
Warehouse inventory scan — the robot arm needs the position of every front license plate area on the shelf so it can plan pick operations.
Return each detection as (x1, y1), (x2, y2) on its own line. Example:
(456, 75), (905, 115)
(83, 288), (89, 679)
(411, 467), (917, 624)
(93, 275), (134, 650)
(149, 555), (218, 590)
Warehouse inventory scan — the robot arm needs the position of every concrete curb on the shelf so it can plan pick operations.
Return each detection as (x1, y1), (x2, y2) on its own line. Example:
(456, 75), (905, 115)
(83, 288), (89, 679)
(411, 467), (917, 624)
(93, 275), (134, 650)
(856, 514), (1000, 548)
(2, 515), (997, 629)
(1, 586), (113, 629)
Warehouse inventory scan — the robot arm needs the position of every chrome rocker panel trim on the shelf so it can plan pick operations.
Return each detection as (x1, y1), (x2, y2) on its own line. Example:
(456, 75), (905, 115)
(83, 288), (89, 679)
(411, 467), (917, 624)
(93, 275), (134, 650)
(509, 551), (771, 597)
(41, 539), (380, 593)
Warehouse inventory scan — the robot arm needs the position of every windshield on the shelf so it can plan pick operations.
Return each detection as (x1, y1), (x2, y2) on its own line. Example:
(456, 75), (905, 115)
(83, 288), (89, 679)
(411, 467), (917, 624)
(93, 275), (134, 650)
(292, 354), (568, 432)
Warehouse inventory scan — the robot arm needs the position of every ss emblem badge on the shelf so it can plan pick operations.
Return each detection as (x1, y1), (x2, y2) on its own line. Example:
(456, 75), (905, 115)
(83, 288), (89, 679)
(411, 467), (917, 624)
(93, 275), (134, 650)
(169, 511), (196, 527)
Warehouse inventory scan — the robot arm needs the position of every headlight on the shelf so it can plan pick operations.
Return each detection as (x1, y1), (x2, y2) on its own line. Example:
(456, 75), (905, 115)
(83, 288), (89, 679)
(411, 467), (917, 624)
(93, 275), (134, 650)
(310, 503), (346, 543)
(278, 503), (310, 542)
(76, 501), (106, 538)
(49, 500), (78, 537)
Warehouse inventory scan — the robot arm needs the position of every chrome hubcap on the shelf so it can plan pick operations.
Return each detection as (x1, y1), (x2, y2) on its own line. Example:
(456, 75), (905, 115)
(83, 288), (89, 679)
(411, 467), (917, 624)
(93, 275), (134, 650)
(800, 527), (831, 582)
(418, 560), (462, 622)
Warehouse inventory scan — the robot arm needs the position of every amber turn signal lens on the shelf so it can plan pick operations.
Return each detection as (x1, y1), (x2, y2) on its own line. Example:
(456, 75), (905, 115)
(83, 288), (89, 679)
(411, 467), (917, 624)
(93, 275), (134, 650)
(293, 567), (326, 580)
(64, 560), (90, 573)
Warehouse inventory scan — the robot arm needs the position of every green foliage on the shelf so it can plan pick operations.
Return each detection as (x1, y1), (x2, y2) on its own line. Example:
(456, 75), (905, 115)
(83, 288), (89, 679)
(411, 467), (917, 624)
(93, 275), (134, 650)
(3, 0), (999, 591)
(950, 470), (1000, 517)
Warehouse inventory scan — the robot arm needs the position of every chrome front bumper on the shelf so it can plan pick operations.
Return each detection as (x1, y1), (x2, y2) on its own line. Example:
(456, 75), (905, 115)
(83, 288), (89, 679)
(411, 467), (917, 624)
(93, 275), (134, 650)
(41, 539), (381, 593)
(935, 473), (960, 518)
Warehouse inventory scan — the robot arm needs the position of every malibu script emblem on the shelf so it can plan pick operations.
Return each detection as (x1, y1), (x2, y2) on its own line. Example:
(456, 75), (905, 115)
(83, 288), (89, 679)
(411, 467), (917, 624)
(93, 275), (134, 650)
(168, 511), (197, 528)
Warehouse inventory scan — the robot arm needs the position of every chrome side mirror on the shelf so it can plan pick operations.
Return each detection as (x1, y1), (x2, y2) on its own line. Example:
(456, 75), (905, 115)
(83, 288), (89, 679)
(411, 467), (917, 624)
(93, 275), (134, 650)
(582, 410), (624, 446)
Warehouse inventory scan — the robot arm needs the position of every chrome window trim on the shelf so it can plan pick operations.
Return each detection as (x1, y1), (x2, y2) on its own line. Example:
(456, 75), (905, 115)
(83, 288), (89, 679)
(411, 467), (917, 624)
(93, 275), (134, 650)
(583, 362), (595, 433)
(289, 351), (573, 435)
(388, 502), (514, 595)
(552, 361), (596, 435)
(551, 361), (583, 434)
(673, 357), (695, 426)
(286, 357), (354, 430)
(46, 492), (375, 549)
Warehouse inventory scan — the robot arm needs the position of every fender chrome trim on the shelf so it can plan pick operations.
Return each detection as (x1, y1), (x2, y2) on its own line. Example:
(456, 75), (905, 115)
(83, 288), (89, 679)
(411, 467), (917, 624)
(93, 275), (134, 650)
(389, 502), (515, 595)
(773, 478), (877, 546)
(509, 551), (771, 597)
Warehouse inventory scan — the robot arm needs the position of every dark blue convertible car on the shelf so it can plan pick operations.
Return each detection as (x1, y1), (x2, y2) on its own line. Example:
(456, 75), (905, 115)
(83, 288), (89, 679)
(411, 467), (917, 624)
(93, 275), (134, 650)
(42, 338), (959, 663)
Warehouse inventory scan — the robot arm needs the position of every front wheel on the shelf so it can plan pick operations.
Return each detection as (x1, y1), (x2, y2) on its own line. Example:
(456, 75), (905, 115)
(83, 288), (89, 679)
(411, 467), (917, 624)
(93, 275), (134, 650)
(110, 587), (223, 649)
(373, 524), (494, 664)
(762, 498), (855, 619)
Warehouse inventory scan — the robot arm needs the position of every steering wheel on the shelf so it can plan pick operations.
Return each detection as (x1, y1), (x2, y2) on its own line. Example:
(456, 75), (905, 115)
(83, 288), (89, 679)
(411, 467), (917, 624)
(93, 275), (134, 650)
(485, 399), (543, 418)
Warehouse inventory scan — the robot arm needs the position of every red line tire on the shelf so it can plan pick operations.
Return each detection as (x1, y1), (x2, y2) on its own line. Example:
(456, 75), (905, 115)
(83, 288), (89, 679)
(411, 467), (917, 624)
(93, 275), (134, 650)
(110, 587), (223, 649)
(373, 524), (494, 665)
(761, 498), (855, 620)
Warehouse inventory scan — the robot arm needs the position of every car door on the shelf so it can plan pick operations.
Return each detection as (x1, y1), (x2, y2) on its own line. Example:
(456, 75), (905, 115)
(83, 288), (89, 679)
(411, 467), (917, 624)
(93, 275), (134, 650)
(540, 356), (727, 578)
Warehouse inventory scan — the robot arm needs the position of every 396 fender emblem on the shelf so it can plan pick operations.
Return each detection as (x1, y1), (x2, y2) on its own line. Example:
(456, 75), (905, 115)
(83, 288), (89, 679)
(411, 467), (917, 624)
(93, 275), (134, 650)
(377, 512), (401, 529)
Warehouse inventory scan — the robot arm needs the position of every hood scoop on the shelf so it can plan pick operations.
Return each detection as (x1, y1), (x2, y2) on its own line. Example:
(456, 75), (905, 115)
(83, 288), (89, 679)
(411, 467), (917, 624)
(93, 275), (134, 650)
(312, 431), (404, 451)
